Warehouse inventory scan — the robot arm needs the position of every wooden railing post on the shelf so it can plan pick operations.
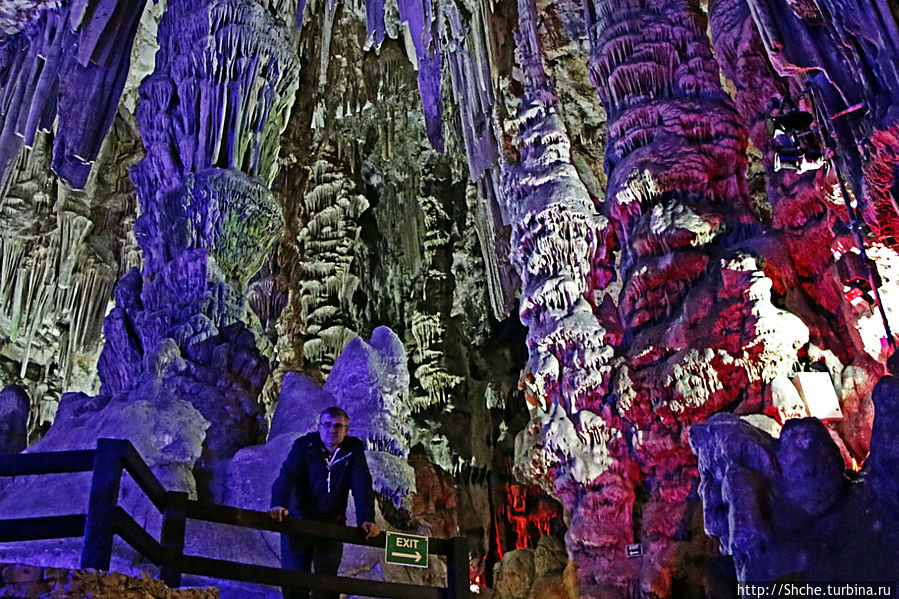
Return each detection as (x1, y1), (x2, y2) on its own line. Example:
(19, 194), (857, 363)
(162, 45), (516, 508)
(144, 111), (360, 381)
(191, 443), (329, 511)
(81, 438), (126, 570)
(446, 536), (471, 599)
(161, 490), (188, 588)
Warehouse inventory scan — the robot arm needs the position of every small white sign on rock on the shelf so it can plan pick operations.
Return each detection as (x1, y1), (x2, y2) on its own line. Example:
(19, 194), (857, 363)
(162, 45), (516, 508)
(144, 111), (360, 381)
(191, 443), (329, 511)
(792, 372), (843, 421)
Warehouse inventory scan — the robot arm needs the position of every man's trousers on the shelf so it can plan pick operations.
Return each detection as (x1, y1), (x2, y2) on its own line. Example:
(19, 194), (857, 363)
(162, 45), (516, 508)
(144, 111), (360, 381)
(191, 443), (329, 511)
(280, 533), (344, 599)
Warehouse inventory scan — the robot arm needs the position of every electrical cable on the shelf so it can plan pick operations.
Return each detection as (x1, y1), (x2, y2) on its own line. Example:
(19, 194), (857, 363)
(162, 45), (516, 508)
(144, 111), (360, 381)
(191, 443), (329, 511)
(806, 83), (896, 350)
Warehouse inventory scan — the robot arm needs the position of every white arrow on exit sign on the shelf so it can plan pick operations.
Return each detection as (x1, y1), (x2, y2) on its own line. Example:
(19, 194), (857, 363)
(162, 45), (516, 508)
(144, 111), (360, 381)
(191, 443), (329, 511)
(385, 532), (429, 568)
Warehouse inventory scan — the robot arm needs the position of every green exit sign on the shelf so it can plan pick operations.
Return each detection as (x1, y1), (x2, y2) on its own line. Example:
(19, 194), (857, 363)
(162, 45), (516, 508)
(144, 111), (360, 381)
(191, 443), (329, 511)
(384, 531), (429, 568)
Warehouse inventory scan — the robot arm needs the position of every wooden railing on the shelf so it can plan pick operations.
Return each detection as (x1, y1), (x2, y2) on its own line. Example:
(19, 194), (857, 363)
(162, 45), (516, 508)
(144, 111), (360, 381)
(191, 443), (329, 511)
(0, 438), (471, 599)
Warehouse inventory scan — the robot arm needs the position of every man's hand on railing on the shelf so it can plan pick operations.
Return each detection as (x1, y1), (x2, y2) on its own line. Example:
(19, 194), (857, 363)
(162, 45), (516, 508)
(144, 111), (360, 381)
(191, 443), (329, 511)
(267, 506), (289, 521)
(360, 521), (380, 538)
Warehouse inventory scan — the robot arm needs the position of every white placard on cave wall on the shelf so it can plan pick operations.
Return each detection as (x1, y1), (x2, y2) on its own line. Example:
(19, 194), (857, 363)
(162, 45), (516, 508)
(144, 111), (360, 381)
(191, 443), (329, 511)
(792, 371), (843, 421)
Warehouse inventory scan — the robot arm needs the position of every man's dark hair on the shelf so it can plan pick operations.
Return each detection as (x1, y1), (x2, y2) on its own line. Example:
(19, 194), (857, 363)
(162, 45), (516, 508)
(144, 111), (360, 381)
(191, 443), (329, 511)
(320, 406), (349, 422)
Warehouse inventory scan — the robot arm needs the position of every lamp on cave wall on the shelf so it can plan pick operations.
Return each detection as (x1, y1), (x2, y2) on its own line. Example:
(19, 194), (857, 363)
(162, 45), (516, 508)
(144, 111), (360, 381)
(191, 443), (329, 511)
(766, 106), (826, 174)
(836, 249), (881, 312)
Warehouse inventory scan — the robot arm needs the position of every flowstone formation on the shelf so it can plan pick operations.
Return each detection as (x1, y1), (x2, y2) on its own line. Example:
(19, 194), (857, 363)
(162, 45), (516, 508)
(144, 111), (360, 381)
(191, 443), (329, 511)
(689, 360), (899, 583)
(286, 144), (369, 376)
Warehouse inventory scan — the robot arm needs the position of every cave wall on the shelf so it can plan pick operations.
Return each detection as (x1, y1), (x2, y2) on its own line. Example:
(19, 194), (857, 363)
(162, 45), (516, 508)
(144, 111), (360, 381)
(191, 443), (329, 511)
(1, 0), (899, 597)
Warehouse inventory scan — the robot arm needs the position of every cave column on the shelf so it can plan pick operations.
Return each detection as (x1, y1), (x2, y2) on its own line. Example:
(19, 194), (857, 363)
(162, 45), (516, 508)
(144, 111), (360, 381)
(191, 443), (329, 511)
(576, 0), (809, 595)
(96, 0), (299, 486)
(503, 0), (643, 594)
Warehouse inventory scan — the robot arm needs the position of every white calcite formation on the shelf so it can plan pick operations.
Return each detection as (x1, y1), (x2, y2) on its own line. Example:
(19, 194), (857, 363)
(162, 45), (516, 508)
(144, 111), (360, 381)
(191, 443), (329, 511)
(404, 195), (465, 410)
(514, 403), (617, 495)
(504, 0), (618, 509)
(295, 148), (369, 374)
(843, 243), (899, 363)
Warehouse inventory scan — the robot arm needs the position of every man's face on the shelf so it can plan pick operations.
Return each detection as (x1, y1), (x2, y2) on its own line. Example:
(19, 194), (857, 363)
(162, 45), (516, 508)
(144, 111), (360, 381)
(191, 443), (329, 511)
(319, 414), (349, 450)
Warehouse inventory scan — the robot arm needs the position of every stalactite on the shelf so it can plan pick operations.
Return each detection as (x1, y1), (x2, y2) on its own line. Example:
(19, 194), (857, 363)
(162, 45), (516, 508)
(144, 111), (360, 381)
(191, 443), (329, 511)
(0, 0), (147, 190)
(365, 0), (386, 48)
(379, 0), (443, 151)
(404, 196), (463, 409)
(0, 102), (143, 432)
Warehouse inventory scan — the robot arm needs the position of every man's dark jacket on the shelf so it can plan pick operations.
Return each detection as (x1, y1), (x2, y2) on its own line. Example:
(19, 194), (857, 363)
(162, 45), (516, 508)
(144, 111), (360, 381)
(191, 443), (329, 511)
(271, 432), (376, 525)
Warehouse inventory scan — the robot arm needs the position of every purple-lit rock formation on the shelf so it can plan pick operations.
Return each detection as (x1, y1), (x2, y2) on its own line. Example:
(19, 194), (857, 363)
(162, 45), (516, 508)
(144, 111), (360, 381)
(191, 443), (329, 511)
(1, 6), (300, 581)
(268, 327), (416, 504)
(0, 389), (209, 573)
(689, 362), (899, 583)
(94, 0), (299, 480)
(394, 0), (444, 152)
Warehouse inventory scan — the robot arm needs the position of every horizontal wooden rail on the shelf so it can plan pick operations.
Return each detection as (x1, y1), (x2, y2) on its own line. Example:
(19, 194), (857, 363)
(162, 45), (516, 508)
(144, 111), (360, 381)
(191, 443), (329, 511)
(179, 554), (444, 599)
(183, 500), (455, 555)
(0, 450), (96, 475)
(0, 514), (86, 541)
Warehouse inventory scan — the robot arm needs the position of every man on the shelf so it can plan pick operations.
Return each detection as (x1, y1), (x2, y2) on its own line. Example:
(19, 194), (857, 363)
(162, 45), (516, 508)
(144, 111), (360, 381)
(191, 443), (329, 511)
(268, 406), (380, 599)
